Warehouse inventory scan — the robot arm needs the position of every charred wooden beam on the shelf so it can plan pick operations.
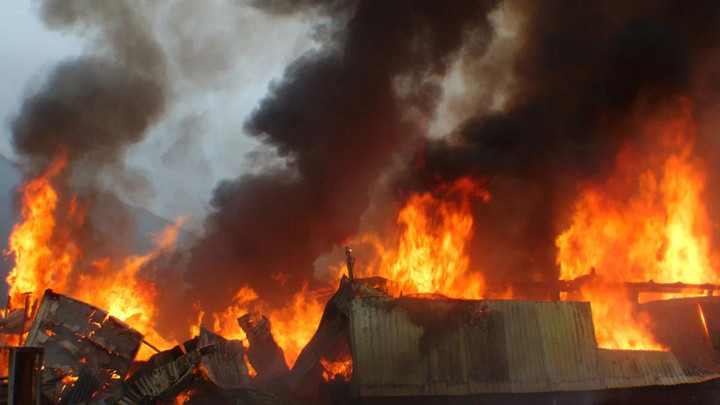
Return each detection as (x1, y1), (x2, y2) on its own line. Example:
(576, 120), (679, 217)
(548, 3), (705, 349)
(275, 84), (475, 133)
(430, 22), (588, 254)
(513, 278), (720, 303)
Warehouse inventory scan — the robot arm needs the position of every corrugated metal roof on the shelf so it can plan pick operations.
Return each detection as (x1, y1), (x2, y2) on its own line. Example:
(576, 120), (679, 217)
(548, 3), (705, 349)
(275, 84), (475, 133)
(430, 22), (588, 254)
(598, 349), (716, 388)
(198, 326), (251, 389)
(346, 296), (719, 397)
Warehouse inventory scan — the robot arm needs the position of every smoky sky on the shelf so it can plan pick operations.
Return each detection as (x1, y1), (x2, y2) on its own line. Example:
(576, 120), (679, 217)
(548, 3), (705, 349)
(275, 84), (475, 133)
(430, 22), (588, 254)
(12, 59), (164, 168)
(182, 0), (501, 311)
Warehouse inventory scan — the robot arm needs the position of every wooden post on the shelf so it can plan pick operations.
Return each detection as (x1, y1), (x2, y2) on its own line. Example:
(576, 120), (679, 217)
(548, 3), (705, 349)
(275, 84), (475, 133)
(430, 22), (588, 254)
(345, 246), (355, 282)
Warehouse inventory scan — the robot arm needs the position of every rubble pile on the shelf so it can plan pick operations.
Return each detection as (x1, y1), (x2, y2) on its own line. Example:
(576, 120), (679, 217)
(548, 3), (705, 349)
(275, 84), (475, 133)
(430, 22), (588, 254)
(0, 283), (354, 405)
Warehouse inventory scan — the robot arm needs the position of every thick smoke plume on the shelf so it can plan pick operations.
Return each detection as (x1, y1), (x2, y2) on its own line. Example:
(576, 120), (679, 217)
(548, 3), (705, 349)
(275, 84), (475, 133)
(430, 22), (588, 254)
(12, 0), (167, 172)
(12, 59), (164, 168)
(182, 0), (501, 311)
(10, 0), (720, 342)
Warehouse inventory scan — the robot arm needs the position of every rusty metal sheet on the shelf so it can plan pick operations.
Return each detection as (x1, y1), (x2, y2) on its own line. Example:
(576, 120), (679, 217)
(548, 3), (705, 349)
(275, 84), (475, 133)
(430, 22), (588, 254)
(199, 326), (251, 390)
(598, 349), (717, 387)
(347, 296), (719, 397)
(24, 289), (144, 402)
(107, 346), (213, 404)
(349, 297), (430, 397)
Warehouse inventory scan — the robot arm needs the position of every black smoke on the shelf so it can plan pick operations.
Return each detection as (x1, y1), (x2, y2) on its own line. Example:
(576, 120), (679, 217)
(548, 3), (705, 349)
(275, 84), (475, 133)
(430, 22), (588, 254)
(12, 59), (164, 168)
(12, 0), (167, 173)
(184, 0), (720, 310)
(181, 0), (501, 311)
(411, 0), (720, 286)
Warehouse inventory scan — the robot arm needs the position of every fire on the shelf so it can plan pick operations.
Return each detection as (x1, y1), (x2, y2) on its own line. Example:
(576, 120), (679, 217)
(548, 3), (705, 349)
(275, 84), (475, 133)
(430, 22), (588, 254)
(5, 155), (183, 358)
(556, 99), (717, 350)
(358, 177), (489, 298)
(195, 178), (489, 370)
(174, 390), (194, 404)
(320, 358), (352, 381)
(698, 303), (710, 339)
(6, 155), (79, 307)
(208, 282), (326, 369)
(10, 101), (715, 384)
(70, 220), (186, 359)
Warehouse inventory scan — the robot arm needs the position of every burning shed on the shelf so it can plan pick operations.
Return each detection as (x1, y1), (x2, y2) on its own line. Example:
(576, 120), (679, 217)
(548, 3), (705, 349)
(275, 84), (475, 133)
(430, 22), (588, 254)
(279, 277), (720, 404)
(343, 292), (720, 403)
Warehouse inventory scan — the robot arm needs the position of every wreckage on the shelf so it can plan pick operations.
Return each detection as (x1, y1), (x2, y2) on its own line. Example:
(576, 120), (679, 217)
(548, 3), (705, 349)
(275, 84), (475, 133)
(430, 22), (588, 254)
(1, 275), (720, 404)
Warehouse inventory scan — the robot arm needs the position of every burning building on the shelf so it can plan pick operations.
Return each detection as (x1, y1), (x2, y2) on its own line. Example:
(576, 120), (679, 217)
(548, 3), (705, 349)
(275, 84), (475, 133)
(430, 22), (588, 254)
(4, 0), (720, 403)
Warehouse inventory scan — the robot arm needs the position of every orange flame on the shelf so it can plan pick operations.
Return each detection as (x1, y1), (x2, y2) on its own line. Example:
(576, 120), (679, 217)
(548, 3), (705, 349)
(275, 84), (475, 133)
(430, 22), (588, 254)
(207, 282), (326, 368)
(6, 155), (79, 307)
(199, 177), (489, 369)
(174, 389), (194, 404)
(71, 219), (186, 359)
(358, 177), (489, 298)
(320, 358), (352, 381)
(698, 303), (710, 339)
(556, 99), (717, 350)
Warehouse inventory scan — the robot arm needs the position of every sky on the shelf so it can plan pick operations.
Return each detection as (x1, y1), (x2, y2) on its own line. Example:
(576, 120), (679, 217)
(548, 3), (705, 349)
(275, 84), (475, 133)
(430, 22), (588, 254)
(0, 1), (316, 228)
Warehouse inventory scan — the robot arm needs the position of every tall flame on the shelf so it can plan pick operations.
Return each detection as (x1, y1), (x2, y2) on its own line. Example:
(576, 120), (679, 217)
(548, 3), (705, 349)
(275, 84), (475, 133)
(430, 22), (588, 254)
(556, 100), (717, 350)
(201, 177), (489, 369)
(359, 177), (489, 298)
(6, 155), (79, 307)
(71, 220), (185, 358)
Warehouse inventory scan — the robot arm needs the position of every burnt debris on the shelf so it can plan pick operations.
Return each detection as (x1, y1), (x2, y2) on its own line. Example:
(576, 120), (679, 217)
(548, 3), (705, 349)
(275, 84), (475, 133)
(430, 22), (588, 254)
(0, 280), (717, 404)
